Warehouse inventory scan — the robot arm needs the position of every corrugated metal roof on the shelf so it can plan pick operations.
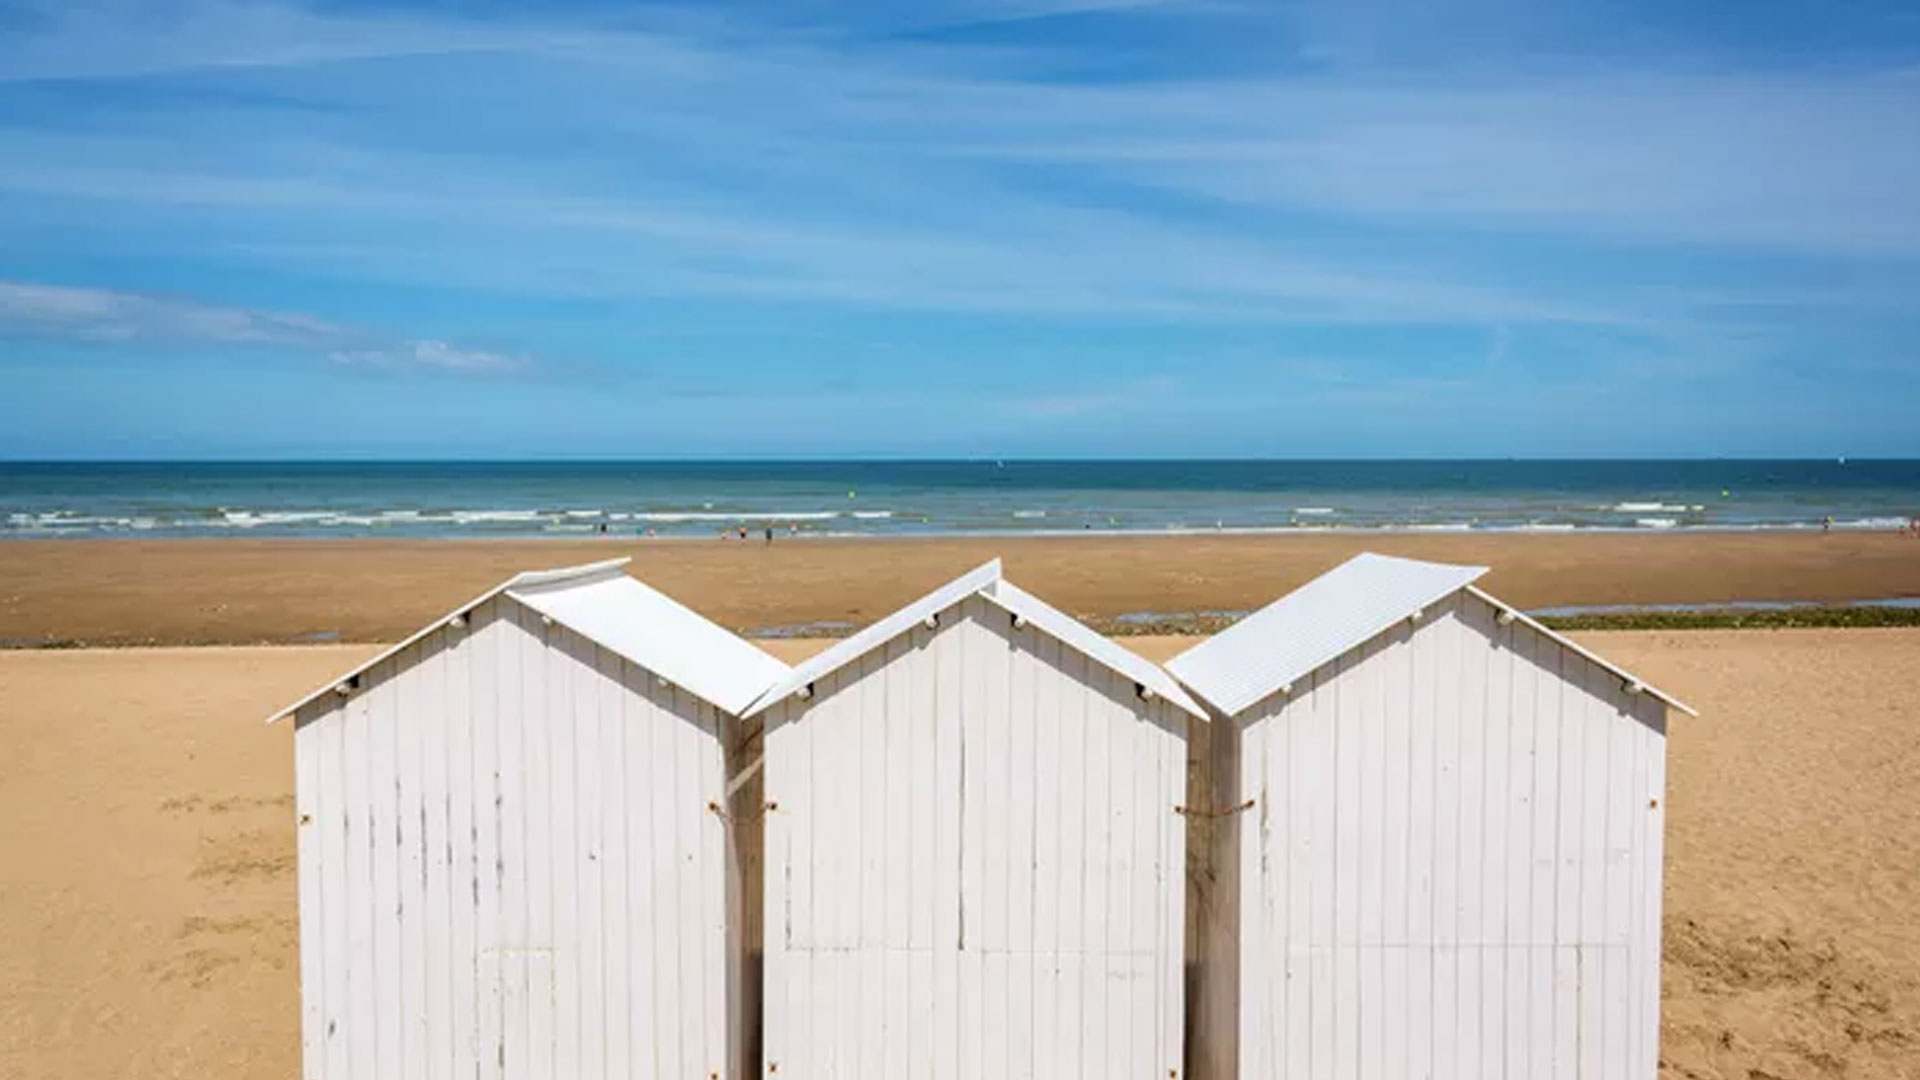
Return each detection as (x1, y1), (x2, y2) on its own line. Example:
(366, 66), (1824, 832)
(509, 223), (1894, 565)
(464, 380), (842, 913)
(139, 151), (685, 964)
(741, 560), (1208, 721)
(1166, 552), (1489, 716)
(508, 570), (791, 717)
(982, 579), (1207, 720)
(267, 558), (789, 722)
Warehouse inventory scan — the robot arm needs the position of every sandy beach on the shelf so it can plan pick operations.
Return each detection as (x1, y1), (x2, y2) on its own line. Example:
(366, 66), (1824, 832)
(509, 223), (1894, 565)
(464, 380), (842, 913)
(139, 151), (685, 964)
(3, 623), (1919, 1079)
(3, 531), (1919, 646)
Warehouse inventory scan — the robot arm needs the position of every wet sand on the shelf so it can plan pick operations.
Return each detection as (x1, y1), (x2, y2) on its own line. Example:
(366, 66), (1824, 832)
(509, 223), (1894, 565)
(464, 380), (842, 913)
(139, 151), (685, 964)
(4, 631), (1919, 1079)
(3, 531), (1919, 646)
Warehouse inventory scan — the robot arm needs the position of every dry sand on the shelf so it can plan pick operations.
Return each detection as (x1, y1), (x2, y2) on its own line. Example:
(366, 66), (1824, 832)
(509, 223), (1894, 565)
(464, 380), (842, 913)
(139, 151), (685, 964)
(5, 631), (1920, 1078)
(3, 531), (1919, 646)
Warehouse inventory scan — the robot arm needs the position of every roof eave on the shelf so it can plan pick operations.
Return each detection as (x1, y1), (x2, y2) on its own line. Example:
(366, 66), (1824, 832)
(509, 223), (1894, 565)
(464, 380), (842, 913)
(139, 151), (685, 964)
(740, 559), (1004, 718)
(263, 557), (634, 725)
(979, 579), (1209, 722)
(1465, 585), (1698, 717)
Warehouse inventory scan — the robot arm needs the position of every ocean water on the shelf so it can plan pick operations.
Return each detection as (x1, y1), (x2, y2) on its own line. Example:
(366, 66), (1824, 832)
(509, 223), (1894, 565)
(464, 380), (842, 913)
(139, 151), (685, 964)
(3, 460), (1918, 539)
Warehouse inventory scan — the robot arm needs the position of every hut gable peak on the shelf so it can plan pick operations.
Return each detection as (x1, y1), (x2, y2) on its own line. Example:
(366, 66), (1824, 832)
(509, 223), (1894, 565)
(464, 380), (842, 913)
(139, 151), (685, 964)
(1167, 550), (1693, 717)
(742, 559), (1206, 720)
(267, 557), (789, 722)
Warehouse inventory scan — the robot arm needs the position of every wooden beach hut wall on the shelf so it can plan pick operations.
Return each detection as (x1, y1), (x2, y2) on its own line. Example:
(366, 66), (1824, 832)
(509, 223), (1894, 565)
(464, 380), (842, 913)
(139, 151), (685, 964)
(742, 559), (1210, 1080)
(1169, 553), (1695, 1080)
(270, 558), (791, 1080)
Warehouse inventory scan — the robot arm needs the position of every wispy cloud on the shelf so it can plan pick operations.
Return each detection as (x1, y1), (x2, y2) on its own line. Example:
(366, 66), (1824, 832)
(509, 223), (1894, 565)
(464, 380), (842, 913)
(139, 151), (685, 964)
(0, 280), (530, 375)
(330, 340), (528, 374)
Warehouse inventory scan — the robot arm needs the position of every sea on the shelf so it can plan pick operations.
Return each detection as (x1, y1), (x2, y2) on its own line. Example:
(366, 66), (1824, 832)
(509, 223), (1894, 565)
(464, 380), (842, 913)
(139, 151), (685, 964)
(3, 460), (1918, 539)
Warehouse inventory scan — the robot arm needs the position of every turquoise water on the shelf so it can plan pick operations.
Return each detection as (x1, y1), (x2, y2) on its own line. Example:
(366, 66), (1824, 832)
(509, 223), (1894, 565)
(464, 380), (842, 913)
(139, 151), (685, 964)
(3, 460), (1918, 538)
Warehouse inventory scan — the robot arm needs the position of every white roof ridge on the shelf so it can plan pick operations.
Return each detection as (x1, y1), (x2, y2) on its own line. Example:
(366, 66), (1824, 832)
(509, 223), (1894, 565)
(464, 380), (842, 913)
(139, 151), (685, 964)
(740, 559), (1002, 717)
(981, 578), (1207, 721)
(1463, 585), (1696, 717)
(1167, 551), (1692, 718)
(265, 557), (790, 723)
(742, 559), (1207, 721)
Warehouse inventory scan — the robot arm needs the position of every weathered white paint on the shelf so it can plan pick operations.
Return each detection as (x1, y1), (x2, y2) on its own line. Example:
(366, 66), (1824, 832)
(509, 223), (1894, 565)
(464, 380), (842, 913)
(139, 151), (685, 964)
(293, 588), (775, 1080)
(1186, 587), (1671, 1080)
(760, 592), (1193, 1080)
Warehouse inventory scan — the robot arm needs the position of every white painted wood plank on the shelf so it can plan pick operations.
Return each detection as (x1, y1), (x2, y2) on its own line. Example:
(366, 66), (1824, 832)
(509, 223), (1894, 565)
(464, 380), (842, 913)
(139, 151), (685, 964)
(958, 607), (988, 1080)
(471, 605), (507, 1080)
(694, 701), (726, 1080)
(760, 703), (792, 1080)
(1279, 691), (1309, 1080)
(1404, 610), (1436, 1080)
(909, 624), (939, 1080)
(1008, 627), (1038, 1080)
(1161, 706), (1187, 1080)
(368, 662), (404, 1080)
(981, 612), (1012, 1080)
(1429, 612), (1461, 1080)
(1031, 631), (1063, 1080)
(446, 619), (479, 1080)
(1455, 602), (1489, 1080)
(674, 685), (710, 1079)
(1579, 661), (1612, 1080)
(1304, 669), (1337, 1080)
(1497, 606), (1533, 1080)
(318, 702), (353, 1080)
(295, 721), (324, 1080)
(420, 631), (453, 1080)
(1053, 643), (1086, 1079)
(857, 648), (885, 1080)
(394, 653), (426, 1080)
(575, 641), (607, 1080)
(1639, 704), (1668, 1080)
(1378, 621), (1412, 1080)
(343, 675), (379, 1080)
(886, 635), (914, 955)
(1602, 676), (1635, 1080)
(1236, 708), (1266, 1080)
(1123, 699), (1153, 1080)
(1524, 623), (1559, 1080)
(520, 607), (555, 1080)
(498, 609), (532, 1080)
(1082, 651), (1116, 1080)
(1551, 656), (1586, 1080)
(1356, 635), (1386, 1080)
(546, 629), (580, 1080)
(600, 653), (631, 1080)
(1101, 669), (1135, 1080)
(691, 697), (724, 1080)
(932, 610), (964, 1080)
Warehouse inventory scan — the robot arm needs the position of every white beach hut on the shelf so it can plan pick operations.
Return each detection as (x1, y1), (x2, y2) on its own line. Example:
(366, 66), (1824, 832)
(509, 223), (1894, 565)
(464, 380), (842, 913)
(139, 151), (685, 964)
(743, 559), (1209, 1080)
(1170, 553), (1694, 1080)
(270, 557), (790, 1080)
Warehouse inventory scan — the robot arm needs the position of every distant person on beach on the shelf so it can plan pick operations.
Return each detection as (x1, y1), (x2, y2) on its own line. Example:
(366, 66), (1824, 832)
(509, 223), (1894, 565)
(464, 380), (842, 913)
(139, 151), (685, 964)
(764, 527), (773, 544)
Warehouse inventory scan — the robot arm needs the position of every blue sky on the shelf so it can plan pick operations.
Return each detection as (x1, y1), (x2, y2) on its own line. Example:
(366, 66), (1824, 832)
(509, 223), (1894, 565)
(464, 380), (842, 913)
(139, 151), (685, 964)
(1, 0), (1917, 458)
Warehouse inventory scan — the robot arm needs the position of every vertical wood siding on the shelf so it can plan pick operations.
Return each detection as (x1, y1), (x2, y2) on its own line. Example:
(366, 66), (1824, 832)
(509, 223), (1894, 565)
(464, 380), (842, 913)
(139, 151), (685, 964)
(1223, 590), (1668, 1080)
(762, 595), (1191, 1080)
(294, 596), (742, 1080)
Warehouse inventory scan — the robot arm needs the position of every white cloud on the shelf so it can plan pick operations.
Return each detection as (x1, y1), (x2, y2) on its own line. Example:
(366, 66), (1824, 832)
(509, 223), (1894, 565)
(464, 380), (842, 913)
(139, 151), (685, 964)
(331, 340), (527, 374)
(0, 279), (529, 375)
(0, 280), (344, 345)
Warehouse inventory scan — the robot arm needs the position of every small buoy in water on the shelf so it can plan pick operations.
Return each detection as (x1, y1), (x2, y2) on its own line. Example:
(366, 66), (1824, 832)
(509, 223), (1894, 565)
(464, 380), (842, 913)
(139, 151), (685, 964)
(1721, 489), (1730, 497)
(847, 490), (855, 499)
